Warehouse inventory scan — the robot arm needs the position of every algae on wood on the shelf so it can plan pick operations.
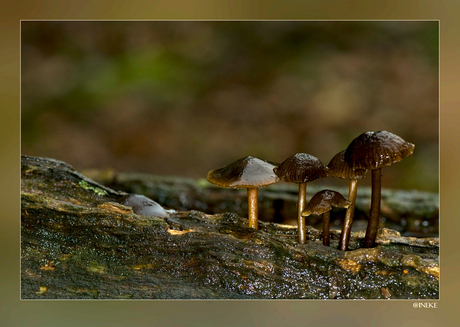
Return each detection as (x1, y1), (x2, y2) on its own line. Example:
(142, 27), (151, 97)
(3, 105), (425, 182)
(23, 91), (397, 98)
(21, 155), (438, 299)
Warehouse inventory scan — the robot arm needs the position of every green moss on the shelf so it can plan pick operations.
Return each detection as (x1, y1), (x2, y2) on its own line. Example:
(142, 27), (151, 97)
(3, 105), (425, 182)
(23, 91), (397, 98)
(197, 178), (211, 188)
(79, 180), (107, 196)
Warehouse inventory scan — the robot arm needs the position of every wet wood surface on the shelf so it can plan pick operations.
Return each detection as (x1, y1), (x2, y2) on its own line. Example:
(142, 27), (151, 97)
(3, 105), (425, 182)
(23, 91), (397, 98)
(21, 155), (438, 299)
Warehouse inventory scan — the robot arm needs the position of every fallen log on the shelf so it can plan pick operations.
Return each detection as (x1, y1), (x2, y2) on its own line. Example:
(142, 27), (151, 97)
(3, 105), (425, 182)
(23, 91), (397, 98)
(21, 155), (438, 299)
(83, 168), (439, 237)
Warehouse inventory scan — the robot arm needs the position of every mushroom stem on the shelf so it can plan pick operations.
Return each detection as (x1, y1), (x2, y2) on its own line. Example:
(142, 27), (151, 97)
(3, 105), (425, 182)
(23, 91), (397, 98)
(364, 168), (382, 248)
(322, 211), (331, 246)
(339, 179), (358, 251)
(297, 182), (307, 244)
(247, 188), (258, 229)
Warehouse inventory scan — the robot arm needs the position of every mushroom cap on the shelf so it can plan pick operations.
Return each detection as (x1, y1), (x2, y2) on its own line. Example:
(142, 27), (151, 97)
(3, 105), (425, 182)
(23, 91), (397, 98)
(327, 150), (367, 180)
(274, 153), (328, 184)
(302, 189), (351, 216)
(207, 156), (280, 189)
(344, 131), (415, 170)
(120, 194), (172, 218)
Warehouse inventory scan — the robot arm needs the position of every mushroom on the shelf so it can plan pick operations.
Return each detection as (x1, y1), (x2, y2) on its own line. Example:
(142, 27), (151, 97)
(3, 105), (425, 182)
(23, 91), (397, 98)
(120, 194), (175, 218)
(301, 190), (351, 246)
(327, 150), (367, 251)
(344, 131), (415, 248)
(274, 153), (328, 244)
(206, 156), (279, 229)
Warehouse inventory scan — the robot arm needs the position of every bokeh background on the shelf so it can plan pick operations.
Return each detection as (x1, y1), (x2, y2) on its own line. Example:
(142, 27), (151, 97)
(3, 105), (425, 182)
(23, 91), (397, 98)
(4, 0), (458, 325)
(21, 20), (439, 193)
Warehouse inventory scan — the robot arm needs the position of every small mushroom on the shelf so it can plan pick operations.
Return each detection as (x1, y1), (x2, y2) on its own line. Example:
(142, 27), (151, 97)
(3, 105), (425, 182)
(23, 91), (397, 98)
(120, 194), (175, 218)
(344, 131), (415, 248)
(327, 150), (367, 251)
(301, 190), (351, 246)
(274, 153), (328, 244)
(207, 156), (279, 229)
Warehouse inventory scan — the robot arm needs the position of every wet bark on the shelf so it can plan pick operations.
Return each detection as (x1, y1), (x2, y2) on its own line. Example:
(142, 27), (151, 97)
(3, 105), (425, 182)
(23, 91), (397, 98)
(21, 155), (439, 299)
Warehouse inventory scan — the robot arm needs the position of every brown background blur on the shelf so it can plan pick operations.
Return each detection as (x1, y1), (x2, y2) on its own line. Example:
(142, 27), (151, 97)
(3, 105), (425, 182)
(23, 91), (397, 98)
(21, 21), (439, 192)
(4, 0), (458, 325)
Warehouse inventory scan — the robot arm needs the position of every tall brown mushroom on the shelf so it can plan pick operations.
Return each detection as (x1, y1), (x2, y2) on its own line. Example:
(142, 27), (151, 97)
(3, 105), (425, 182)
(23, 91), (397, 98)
(207, 156), (279, 229)
(301, 189), (351, 246)
(344, 131), (415, 248)
(327, 150), (367, 251)
(274, 153), (328, 244)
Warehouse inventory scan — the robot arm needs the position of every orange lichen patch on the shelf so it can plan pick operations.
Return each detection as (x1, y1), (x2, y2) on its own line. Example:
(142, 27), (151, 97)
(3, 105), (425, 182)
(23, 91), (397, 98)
(403, 269), (409, 274)
(133, 264), (154, 271)
(40, 262), (56, 271)
(97, 202), (132, 214)
(401, 254), (439, 279)
(40, 265), (55, 271)
(337, 258), (362, 274)
(422, 266), (439, 278)
(167, 229), (194, 235)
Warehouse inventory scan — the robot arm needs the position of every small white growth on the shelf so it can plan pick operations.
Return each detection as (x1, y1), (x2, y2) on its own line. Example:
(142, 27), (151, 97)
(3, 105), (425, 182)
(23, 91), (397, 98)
(120, 194), (175, 218)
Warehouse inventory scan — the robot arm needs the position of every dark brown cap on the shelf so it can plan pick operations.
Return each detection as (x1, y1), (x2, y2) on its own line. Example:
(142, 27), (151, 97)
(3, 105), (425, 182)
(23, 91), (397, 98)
(344, 131), (415, 170)
(274, 153), (328, 184)
(327, 150), (367, 180)
(302, 189), (351, 216)
(207, 156), (280, 189)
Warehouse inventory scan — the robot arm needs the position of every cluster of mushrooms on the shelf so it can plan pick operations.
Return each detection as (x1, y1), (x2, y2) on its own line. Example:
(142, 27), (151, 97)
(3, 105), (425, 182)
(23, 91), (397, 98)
(207, 131), (415, 250)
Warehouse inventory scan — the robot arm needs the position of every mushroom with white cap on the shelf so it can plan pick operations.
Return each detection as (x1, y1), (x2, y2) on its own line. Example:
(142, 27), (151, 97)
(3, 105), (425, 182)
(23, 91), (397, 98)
(207, 156), (279, 229)
(344, 131), (415, 248)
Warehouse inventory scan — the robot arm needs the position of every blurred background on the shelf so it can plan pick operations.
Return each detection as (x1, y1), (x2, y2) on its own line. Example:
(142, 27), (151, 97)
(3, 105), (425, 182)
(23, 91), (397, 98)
(21, 21), (439, 193)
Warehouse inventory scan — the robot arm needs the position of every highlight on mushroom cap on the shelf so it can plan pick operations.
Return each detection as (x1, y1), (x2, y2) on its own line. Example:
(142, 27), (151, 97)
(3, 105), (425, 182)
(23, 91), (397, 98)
(344, 130), (415, 170)
(327, 150), (367, 180)
(274, 153), (328, 183)
(206, 156), (280, 189)
(302, 189), (351, 216)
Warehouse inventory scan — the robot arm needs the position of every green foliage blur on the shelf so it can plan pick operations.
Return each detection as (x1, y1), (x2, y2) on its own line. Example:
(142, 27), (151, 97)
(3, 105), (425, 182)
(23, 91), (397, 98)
(21, 21), (439, 192)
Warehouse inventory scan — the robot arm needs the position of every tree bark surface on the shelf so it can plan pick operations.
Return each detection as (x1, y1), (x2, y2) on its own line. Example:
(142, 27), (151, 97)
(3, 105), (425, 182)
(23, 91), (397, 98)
(21, 155), (439, 299)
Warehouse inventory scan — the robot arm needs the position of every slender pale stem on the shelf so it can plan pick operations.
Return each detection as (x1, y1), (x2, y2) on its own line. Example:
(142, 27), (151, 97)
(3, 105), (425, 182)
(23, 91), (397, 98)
(364, 168), (382, 248)
(322, 211), (331, 246)
(339, 179), (358, 251)
(247, 188), (258, 229)
(297, 182), (307, 244)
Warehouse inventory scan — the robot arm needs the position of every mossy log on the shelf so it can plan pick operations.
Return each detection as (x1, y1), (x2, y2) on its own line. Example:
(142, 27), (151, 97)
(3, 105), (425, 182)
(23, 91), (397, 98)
(21, 155), (439, 299)
(83, 168), (439, 237)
